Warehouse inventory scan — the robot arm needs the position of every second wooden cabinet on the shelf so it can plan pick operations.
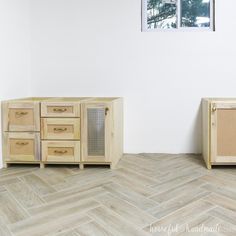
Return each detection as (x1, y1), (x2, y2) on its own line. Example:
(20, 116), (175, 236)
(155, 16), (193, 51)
(202, 98), (236, 169)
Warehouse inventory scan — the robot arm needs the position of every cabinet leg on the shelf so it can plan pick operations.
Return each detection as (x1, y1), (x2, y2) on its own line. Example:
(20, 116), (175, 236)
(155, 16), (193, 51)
(80, 164), (84, 170)
(40, 163), (45, 169)
(207, 164), (212, 170)
(110, 163), (116, 169)
(3, 163), (9, 168)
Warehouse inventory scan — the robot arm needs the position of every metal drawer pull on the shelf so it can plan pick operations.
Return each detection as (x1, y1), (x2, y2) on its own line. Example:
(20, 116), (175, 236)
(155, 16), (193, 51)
(54, 150), (68, 154)
(16, 142), (29, 146)
(15, 112), (28, 116)
(53, 108), (67, 113)
(212, 106), (217, 112)
(53, 128), (67, 132)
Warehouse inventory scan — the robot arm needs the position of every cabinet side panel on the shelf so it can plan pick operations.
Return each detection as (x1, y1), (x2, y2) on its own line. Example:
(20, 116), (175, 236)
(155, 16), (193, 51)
(1, 102), (9, 132)
(202, 99), (211, 169)
(111, 98), (123, 168)
(1, 102), (7, 167)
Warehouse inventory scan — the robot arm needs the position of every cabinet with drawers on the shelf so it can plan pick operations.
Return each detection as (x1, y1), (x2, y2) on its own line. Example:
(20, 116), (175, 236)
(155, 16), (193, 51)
(202, 98), (236, 169)
(1, 97), (123, 169)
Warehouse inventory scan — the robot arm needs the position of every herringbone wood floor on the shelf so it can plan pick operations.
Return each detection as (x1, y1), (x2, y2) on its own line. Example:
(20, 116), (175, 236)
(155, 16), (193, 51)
(0, 154), (236, 236)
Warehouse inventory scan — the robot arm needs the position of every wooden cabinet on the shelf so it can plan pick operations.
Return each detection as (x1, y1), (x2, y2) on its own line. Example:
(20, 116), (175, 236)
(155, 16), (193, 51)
(1, 97), (123, 169)
(202, 98), (236, 169)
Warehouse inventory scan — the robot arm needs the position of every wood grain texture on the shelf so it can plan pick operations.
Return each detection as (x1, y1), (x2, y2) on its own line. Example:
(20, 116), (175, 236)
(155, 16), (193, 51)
(41, 102), (81, 118)
(2, 101), (40, 132)
(0, 154), (235, 235)
(41, 118), (80, 140)
(75, 221), (114, 236)
(4, 132), (40, 162)
(41, 140), (80, 163)
(5, 181), (44, 209)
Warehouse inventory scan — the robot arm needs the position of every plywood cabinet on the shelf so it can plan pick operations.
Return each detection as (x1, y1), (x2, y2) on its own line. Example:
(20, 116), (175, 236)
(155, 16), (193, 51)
(1, 97), (123, 169)
(202, 98), (236, 169)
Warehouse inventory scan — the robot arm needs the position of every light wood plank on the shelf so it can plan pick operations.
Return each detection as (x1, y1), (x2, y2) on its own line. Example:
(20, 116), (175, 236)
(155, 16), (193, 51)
(95, 193), (156, 228)
(102, 183), (157, 210)
(29, 190), (101, 215)
(0, 192), (28, 224)
(20, 173), (56, 196)
(5, 182), (44, 209)
(10, 200), (95, 235)
(87, 206), (150, 236)
(144, 200), (215, 234)
(75, 221), (114, 236)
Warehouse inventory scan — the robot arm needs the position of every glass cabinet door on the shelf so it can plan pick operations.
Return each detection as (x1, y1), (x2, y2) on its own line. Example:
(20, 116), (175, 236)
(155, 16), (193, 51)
(81, 104), (111, 162)
(87, 107), (105, 157)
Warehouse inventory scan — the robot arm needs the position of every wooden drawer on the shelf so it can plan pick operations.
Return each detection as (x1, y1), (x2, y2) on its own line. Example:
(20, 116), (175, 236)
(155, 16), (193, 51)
(41, 118), (80, 140)
(42, 141), (80, 162)
(3, 132), (40, 162)
(41, 102), (80, 117)
(2, 102), (40, 131)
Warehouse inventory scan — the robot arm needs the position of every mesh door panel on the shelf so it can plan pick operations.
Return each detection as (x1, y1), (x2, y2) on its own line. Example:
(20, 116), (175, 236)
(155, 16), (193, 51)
(87, 108), (105, 156)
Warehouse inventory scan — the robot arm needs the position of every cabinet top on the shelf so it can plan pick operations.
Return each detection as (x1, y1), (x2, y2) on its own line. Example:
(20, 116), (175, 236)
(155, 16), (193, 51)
(2, 97), (123, 103)
(202, 98), (236, 102)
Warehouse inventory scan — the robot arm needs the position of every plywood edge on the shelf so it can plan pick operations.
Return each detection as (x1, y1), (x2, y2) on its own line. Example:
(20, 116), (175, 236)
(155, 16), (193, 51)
(1, 97), (123, 103)
(111, 98), (123, 168)
(202, 99), (211, 169)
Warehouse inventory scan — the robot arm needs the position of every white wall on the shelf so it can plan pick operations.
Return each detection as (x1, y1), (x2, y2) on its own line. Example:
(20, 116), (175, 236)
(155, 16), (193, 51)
(29, 0), (236, 154)
(2, 0), (236, 158)
(0, 0), (31, 167)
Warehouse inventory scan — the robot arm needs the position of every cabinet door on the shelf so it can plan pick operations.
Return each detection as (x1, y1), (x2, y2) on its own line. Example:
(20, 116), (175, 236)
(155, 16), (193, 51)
(211, 102), (236, 163)
(2, 102), (40, 131)
(81, 103), (111, 162)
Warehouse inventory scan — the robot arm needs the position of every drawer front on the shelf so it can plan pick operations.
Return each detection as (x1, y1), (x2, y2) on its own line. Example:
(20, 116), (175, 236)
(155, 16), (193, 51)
(3, 133), (40, 162)
(41, 102), (80, 117)
(41, 118), (80, 140)
(42, 141), (80, 162)
(2, 102), (40, 131)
